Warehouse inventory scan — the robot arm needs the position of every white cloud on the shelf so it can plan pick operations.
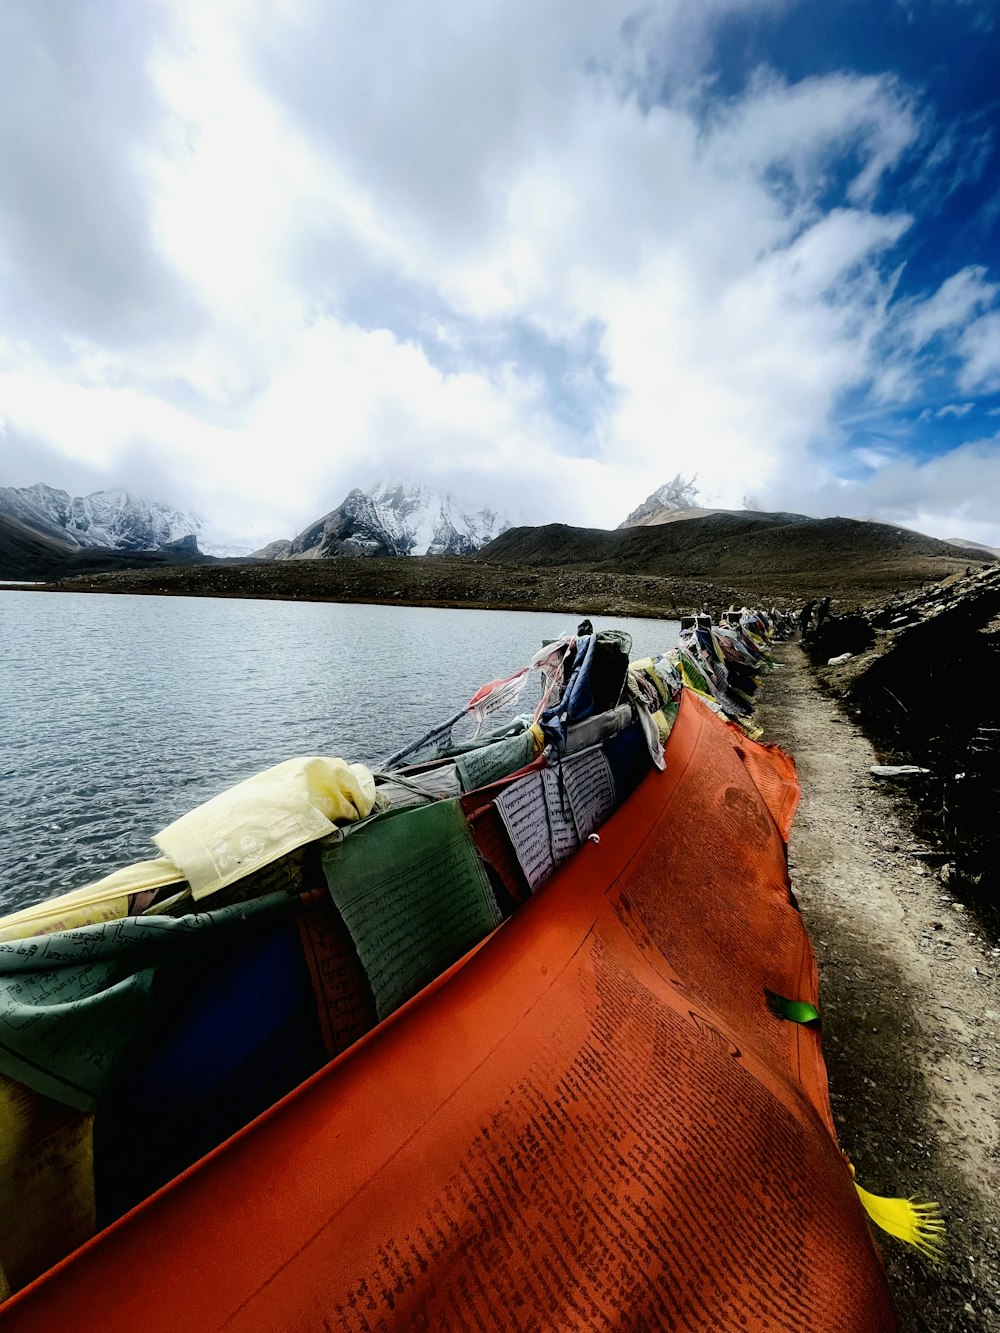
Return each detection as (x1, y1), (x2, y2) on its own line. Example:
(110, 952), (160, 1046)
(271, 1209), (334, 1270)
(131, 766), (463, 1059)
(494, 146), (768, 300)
(1, 0), (998, 547)
(936, 401), (975, 418)
(770, 435), (1000, 546)
(1, 319), (629, 543)
(854, 446), (898, 469)
(958, 310), (1000, 393)
(706, 70), (919, 206)
(899, 265), (997, 349)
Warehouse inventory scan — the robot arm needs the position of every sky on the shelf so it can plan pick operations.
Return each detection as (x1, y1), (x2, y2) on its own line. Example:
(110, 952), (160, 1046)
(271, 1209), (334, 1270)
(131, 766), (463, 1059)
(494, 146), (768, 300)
(1, 0), (999, 549)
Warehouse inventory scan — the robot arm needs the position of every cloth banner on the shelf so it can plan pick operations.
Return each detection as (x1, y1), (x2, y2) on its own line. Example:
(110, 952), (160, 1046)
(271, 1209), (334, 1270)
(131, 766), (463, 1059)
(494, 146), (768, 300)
(468, 669), (531, 736)
(454, 730), (536, 794)
(0, 893), (292, 1111)
(154, 757), (376, 900)
(0, 860), (185, 944)
(0, 691), (896, 1332)
(0, 1078), (94, 1296)
(322, 801), (503, 1019)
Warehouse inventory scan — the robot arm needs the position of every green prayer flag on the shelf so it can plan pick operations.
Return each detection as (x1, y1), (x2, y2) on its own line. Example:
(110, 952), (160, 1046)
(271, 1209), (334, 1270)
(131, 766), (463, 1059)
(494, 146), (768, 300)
(0, 893), (292, 1111)
(321, 800), (501, 1020)
(455, 731), (535, 794)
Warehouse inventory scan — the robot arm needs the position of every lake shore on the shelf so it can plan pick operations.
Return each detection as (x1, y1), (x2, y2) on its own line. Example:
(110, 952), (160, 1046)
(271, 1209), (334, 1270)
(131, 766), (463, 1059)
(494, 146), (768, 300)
(0, 556), (758, 621)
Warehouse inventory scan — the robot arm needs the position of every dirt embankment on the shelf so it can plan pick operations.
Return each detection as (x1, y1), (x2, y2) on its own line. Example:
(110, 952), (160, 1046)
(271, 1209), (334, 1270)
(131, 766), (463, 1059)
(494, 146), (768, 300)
(805, 563), (1000, 933)
(758, 645), (1000, 1332)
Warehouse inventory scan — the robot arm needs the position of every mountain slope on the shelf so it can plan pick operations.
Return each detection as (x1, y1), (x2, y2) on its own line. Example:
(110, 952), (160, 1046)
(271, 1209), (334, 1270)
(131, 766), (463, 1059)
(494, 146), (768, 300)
(0, 514), (209, 581)
(618, 474), (701, 527)
(479, 511), (995, 596)
(273, 482), (511, 559)
(0, 484), (201, 551)
(0, 513), (77, 578)
(621, 505), (729, 527)
(946, 537), (1000, 558)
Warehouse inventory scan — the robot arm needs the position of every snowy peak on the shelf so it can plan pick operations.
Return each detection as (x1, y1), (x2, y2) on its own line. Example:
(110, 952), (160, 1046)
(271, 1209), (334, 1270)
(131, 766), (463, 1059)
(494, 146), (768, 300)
(0, 484), (203, 552)
(618, 475), (701, 529)
(0, 483), (74, 543)
(279, 482), (511, 559)
(64, 488), (200, 550)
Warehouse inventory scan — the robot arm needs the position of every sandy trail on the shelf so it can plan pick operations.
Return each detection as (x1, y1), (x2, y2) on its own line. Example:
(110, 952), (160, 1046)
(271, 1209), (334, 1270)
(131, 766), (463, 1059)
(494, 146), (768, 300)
(756, 644), (999, 1333)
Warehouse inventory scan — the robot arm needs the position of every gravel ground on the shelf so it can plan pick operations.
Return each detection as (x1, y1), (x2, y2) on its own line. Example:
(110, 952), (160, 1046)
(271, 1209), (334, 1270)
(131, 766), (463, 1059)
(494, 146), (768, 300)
(757, 644), (1000, 1332)
(10, 557), (748, 621)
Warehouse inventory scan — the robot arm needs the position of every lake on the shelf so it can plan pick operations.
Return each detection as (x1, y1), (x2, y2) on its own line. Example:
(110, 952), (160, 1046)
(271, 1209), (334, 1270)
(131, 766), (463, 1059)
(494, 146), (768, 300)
(1, 592), (679, 912)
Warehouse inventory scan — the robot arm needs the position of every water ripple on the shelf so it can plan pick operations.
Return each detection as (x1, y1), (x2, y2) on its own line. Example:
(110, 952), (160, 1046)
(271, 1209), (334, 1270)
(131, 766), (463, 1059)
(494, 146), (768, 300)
(1, 592), (677, 912)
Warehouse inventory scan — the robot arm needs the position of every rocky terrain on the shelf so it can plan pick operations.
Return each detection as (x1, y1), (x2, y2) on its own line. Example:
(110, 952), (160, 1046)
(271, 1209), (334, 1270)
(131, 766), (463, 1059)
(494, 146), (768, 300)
(6, 470), (993, 606)
(758, 648), (999, 1332)
(946, 538), (1000, 558)
(0, 484), (221, 580)
(0, 484), (201, 551)
(259, 481), (511, 559)
(7, 500), (996, 620)
(616, 474), (779, 530)
(803, 562), (1000, 933)
(0, 513), (211, 581)
(617, 473), (702, 526)
(763, 562), (1000, 1328)
(13, 554), (746, 620)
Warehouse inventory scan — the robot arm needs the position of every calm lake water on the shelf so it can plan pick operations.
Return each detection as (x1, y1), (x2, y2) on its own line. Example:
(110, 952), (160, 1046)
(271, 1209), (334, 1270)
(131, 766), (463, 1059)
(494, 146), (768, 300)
(2, 592), (679, 912)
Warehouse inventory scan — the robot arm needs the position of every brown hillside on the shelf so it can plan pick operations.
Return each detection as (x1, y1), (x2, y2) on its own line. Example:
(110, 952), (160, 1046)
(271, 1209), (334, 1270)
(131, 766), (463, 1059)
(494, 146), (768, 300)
(0, 513), (77, 579)
(17, 555), (748, 620)
(0, 514), (213, 581)
(479, 511), (994, 600)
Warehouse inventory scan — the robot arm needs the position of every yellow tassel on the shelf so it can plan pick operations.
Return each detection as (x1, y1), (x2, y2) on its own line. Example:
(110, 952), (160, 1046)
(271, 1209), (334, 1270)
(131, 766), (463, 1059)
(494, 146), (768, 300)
(853, 1182), (946, 1261)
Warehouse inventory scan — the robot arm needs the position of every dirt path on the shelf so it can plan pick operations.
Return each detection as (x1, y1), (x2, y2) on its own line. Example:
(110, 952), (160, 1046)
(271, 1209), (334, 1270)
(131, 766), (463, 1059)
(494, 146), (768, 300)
(756, 644), (1000, 1332)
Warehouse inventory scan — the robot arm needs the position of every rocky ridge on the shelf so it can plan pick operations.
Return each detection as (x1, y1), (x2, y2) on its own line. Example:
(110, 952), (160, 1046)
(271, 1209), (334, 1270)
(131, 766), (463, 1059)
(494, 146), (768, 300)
(805, 562), (1000, 932)
(261, 482), (511, 560)
(0, 484), (201, 552)
(482, 511), (994, 600)
(618, 474), (701, 527)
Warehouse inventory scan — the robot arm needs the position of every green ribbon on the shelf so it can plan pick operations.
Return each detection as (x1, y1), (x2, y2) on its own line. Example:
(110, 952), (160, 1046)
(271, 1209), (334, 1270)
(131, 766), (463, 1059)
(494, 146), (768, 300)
(766, 991), (820, 1025)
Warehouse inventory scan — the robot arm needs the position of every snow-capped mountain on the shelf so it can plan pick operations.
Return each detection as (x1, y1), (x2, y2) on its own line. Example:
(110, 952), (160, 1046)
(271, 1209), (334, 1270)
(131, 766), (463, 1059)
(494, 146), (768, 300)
(618, 475), (702, 528)
(0, 484), (203, 552)
(270, 482), (512, 560)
